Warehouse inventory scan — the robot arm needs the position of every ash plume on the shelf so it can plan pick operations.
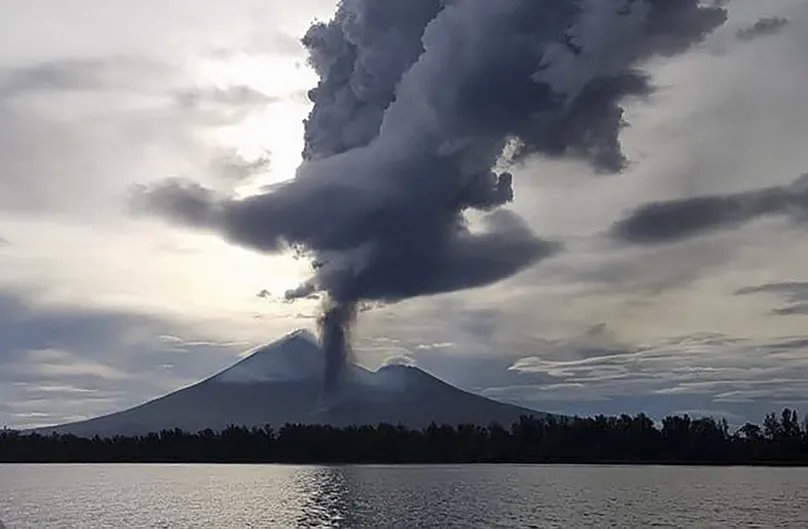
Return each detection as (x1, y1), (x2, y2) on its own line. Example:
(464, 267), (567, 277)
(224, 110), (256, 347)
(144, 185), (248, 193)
(317, 299), (357, 397)
(133, 0), (727, 391)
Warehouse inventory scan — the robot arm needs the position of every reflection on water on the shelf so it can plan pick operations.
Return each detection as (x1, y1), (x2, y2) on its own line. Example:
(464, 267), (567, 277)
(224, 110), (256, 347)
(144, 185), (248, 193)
(2, 464), (808, 528)
(297, 467), (360, 528)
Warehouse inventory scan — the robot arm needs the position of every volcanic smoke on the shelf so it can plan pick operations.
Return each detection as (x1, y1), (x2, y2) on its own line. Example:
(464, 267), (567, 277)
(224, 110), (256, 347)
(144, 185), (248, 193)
(135, 0), (729, 394)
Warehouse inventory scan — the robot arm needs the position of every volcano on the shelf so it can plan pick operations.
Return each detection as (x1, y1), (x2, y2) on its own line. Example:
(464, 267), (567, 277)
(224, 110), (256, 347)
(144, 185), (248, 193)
(36, 330), (543, 436)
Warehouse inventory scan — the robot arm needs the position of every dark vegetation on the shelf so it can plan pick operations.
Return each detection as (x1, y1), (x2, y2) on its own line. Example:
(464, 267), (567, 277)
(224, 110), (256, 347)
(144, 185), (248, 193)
(2, 409), (807, 465)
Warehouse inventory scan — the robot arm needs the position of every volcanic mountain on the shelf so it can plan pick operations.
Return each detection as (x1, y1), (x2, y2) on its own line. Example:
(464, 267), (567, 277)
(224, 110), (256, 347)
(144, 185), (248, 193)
(37, 330), (543, 436)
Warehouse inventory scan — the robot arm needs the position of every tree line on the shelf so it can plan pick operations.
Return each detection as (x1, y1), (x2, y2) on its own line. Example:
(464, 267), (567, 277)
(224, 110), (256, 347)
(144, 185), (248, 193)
(1, 408), (807, 464)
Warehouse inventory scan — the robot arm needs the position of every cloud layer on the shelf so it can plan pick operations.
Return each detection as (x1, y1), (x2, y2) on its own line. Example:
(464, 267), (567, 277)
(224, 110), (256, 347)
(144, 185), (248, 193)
(612, 173), (808, 244)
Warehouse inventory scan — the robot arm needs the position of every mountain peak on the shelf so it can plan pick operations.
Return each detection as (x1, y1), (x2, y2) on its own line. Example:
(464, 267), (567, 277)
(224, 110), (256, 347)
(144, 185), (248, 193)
(279, 328), (318, 346)
(214, 328), (322, 384)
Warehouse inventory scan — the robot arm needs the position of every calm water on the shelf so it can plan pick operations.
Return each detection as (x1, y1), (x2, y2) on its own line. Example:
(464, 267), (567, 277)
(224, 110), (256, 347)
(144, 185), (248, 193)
(1, 464), (807, 528)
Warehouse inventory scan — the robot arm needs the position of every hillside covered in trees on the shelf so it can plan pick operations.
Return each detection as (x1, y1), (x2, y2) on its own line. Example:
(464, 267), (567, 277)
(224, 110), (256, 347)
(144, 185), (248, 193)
(2, 408), (807, 465)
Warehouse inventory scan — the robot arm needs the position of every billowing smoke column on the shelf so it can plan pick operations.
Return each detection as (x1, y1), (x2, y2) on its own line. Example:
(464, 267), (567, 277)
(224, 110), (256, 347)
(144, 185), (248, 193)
(317, 299), (357, 396)
(134, 0), (727, 394)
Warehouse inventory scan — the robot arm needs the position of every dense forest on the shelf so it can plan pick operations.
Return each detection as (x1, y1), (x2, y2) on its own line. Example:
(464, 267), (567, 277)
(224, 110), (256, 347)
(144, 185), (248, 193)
(2, 408), (807, 465)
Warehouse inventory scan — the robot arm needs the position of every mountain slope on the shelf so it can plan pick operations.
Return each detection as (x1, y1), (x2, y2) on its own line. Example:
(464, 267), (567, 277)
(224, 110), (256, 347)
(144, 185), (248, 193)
(37, 330), (544, 436)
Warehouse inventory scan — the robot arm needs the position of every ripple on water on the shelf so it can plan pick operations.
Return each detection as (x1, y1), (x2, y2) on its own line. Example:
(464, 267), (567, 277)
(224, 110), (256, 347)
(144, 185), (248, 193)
(1, 464), (807, 528)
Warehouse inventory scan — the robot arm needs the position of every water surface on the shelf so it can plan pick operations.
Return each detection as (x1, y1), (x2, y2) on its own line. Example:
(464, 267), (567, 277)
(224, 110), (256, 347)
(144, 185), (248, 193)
(1, 464), (806, 528)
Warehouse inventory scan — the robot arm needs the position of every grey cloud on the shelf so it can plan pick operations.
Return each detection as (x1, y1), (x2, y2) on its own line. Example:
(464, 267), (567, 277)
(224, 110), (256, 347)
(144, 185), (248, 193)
(550, 236), (738, 310)
(138, 0), (727, 307)
(0, 290), (246, 428)
(736, 281), (808, 301)
(501, 331), (808, 420)
(0, 60), (103, 95)
(611, 173), (808, 244)
(773, 304), (808, 316)
(0, 291), (231, 375)
(8, 348), (131, 382)
(0, 57), (170, 98)
(0, 57), (276, 110)
(209, 150), (271, 183)
(736, 16), (790, 42)
(368, 328), (808, 422)
(0, 235), (9, 247)
(169, 86), (278, 128)
(0, 59), (275, 215)
(174, 85), (276, 109)
(457, 308), (502, 340)
(208, 30), (306, 59)
(766, 336), (808, 351)
(131, 179), (223, 228)
(736, 281), (808, 317)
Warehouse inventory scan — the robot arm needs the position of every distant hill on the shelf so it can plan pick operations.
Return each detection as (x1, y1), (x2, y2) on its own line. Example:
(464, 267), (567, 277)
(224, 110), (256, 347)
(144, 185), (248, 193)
(35, 330), (544, 436)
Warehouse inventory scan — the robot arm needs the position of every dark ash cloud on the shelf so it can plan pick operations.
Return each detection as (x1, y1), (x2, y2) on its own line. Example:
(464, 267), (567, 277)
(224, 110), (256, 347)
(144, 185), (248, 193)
(612, 174), (808, 244)
(736, 16), (790, 42)
(133, 0), (727, 400)
(136, 0), (727, 307)
(300, 0), (445, 161)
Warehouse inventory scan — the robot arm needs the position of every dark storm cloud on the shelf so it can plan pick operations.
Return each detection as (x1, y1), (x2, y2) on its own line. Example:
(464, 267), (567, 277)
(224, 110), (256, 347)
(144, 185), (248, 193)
(611, 174), (808, 244)
(736, 281), (808, 317)
(136, 0), (727, 306)
(736, 16), (790, 42)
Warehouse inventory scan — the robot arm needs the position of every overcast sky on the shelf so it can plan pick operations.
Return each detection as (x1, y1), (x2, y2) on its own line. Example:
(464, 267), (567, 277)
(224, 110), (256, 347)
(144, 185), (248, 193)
(2, 0), (808, 429)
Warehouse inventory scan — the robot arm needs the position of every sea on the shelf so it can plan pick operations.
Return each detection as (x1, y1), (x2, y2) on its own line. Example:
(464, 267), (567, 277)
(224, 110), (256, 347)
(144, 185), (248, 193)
(1, 464), (806, 528)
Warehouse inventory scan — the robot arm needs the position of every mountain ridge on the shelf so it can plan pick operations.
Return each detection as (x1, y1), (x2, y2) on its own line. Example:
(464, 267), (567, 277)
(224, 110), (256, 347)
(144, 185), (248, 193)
(34, 330), (545, 436)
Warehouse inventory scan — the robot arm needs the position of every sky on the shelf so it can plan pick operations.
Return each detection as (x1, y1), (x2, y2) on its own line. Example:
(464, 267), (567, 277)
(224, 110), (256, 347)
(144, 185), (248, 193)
(2, 0), (808, 429)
